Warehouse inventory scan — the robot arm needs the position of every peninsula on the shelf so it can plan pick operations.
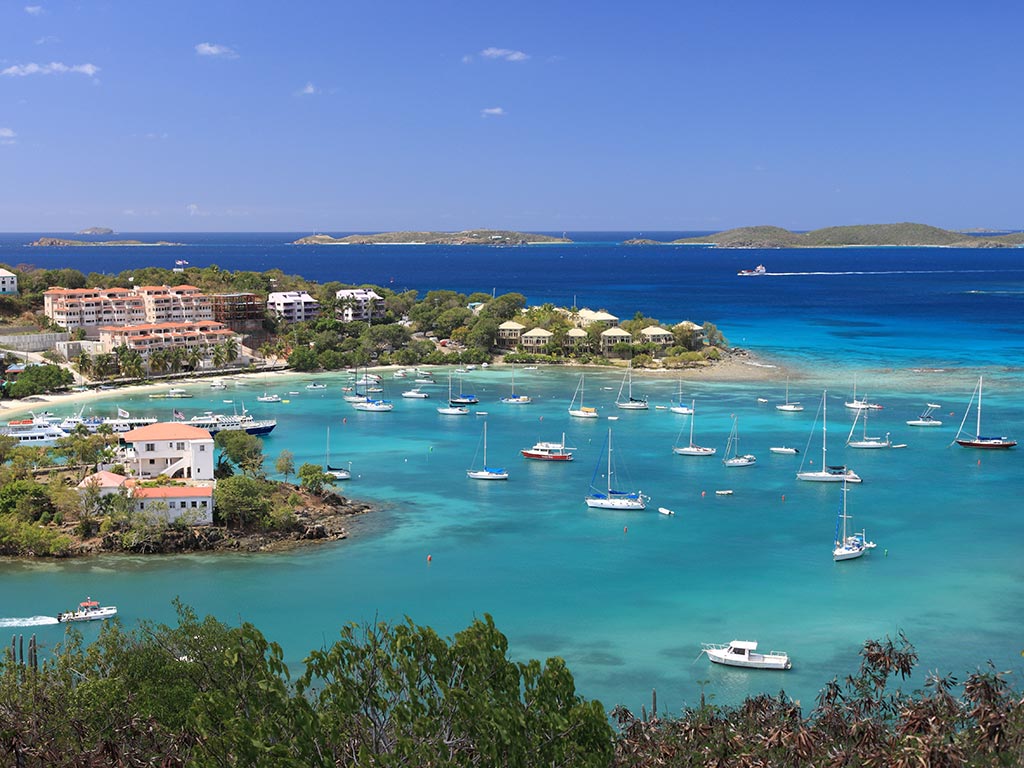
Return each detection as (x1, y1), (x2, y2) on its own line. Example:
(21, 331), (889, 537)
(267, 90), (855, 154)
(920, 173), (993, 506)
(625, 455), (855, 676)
(627, 223), (1024, 248)
(293, 229), (571, 245)
(29, 237), (183, 247)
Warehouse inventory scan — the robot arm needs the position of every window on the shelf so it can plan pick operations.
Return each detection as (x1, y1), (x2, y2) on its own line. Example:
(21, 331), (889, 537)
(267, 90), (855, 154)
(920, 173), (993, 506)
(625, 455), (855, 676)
(176, 442), (185, 450)
(199, 445), (206, 452)
(145, 443), (155, 452)
(191, 501), (198, 508)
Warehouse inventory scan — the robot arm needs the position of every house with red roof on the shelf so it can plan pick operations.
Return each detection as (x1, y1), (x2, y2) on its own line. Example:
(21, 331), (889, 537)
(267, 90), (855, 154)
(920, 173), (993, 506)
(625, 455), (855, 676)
(120, 422), (215, 480)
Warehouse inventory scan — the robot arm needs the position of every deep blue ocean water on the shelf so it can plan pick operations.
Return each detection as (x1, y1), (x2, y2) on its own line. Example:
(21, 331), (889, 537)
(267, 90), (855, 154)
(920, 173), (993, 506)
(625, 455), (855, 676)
(1, 233), (1023, 714)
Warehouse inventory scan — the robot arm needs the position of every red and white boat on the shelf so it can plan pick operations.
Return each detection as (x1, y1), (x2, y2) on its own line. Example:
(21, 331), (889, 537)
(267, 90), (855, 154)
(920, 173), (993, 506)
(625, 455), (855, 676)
(521, 433), (575, 461)
(737, 264), (767, 276)
(954, 376), (1016, 449)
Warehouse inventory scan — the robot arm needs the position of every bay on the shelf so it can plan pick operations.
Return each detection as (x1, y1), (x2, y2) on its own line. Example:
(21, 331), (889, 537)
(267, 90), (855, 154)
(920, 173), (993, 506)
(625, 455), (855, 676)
(1, 233), (1023, 712)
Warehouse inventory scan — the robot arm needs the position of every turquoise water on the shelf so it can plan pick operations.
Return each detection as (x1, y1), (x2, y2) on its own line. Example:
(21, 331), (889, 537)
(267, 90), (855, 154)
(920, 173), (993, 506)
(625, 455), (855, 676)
(3, 362), (1022, 713)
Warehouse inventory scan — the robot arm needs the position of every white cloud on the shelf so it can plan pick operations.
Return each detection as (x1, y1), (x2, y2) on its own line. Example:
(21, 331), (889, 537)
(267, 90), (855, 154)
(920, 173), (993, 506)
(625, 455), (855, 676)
(480, 47), (529, 62)
(195, 42), (238, 58)
(1, 61), (99, 77)
(0, 127), (16, 145)
(461, 54), (474, 64)
(481, 107), (505, 118)
(35, 35), (59, 45)
(145, 132), (169, 140)
(24, 5), (44, 15)
(299, 82), (319, 96)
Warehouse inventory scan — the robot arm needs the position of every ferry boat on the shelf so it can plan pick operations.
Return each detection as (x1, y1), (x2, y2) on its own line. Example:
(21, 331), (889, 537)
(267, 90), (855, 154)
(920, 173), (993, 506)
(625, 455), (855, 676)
(187, 409), (277, 436)
(521, 433), (575, 461)
(0, 416), (70, 446)
(737, 264), (767, 276)
(57, 597), (117, 623)
(149, 387), (192, 399)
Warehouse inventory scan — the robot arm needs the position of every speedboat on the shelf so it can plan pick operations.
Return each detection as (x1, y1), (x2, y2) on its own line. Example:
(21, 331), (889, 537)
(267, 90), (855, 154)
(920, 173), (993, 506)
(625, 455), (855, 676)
(737, 264), (767, 276)
(401, 388), (430, 399)
(256, 393), (282, 403)
(57, 597), (117, 623)
(906, 403), (943, 427)
(701, 640), (791, 670)
(769, 446), (799, 455)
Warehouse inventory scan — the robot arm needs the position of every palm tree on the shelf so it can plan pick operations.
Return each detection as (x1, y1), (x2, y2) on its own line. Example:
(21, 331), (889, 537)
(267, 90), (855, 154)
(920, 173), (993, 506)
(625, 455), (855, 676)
(92, 352), (114, 380)
(212, 344), (228, 369)
(168, 346), (185, 374)
(120, 349), (144, 379)
(223, 337), (239, 366)
(186, 345), (204, 372)
(75, 353), (93, 378)
(148, 349), (169, 375)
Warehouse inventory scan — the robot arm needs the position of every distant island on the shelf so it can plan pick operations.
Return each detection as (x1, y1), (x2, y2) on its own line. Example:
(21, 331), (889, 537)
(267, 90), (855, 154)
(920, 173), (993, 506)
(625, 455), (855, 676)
(76, 226), (114, 235)
(627, 223), (1024, 248)
(293, 229), (571, 246)
(29, 237), (183, 247)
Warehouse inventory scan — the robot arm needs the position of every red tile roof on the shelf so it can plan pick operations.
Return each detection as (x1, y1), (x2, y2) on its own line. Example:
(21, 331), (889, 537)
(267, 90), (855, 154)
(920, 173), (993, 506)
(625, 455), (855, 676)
(133, 485), (213, 499)
(122, 422), (213, 441)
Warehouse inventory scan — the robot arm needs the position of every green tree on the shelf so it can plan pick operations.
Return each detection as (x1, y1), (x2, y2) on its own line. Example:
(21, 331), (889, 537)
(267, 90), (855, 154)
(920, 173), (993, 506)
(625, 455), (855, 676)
(212, 475), (273, 528)
(275, 450), (295, 483)
(297, 462), (333, 495)
(214, 431), (265, 478)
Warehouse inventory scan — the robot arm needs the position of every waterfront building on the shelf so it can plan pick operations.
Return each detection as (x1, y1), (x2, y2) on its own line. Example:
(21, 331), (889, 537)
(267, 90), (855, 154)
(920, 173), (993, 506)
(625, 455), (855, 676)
(497, 321), (526, 349)
(43, 285), (213, 331)
(267, 291), (320, 323)
(210, 292), (266, 332)
(520, 327), (554, 353)
(600, 326), (633, 354)
(76, 470), (214, 524)
(639, 325), (675, 348)
(335, 288), (386, 323)
(0, 268), (18, 294)
(97, 321), (240, 364)
(135, 285), (213, 324)
(119, 422), (214, 480)
(563, 327), (590, 352)
(577, 309), (619, 329)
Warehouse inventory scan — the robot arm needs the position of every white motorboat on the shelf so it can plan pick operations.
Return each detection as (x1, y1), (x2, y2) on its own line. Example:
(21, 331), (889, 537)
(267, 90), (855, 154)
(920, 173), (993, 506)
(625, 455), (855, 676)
(187, 409), (277, 436)
(615, 362), (648, 410)
(401, 388), (430, 399)
(467, 422), (508, 480)
(769, 446), (799, 455)
(906, 403), (943, 427)
(833, 481), (876, 561)
(722, 416), (756, 467)
(797, 391), (862, 483)
(702, 640), (791, 670)
(672, 400), (716, 456)
(585, 428), (649, 510)
(57, 597), (117, 623)
(256, 393), (282, 403)
(306, 382), (328, 390)
(149, 387), (193, 399)
(209, 381), (227, 390)
(953, 376), (1016, 449)
(568, 374), (599, 419)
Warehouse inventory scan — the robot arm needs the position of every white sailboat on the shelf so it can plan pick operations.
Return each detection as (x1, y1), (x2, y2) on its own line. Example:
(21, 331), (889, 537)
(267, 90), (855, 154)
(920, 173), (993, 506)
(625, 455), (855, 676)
(668, 377), (693, 414)
(775, 377), (803, 412)
(324, 427), (351, 480)
(467, 422), (508, 480)
(797, 391), (862, 482)
(615, 362), (648, 410)
(846, 407), (893, 449)
(953, 376), (1017, 449)
(832, 481), (876, 561)
(722, 416), (756, 467)
(437, 374), (469, 415)
(672, 400), (716, 456)
(585, 428), (649, 510)
(845, 378), (882, 411)
(906, 403), (943, 427)
(500, 364), (531, 404)
(568, 374), (599, 419)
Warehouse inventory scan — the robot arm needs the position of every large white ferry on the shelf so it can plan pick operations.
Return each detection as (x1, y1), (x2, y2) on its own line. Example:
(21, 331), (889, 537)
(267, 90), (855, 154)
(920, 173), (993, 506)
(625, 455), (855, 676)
(186, 409), (277, 436)
(0, 416), (70, 446)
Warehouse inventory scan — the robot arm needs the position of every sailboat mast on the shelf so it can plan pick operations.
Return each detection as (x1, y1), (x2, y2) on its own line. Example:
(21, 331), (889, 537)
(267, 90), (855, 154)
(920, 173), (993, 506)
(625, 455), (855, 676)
(977, 376), (983, 437)
(689, 400), (696, 445)
(482, 422), (488, 465)
(607, 428), (613, 493)
(822, 390), (828, 466)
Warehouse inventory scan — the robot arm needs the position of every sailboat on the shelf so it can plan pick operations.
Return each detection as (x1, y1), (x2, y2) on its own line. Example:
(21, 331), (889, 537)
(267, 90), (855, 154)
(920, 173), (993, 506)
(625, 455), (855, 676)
(585, 428), (649, 510)
(437, 374), (470, 415)
(833, 481), (876, 561)
(568, 374), (599, 418)
(845, 378), (882, 410)
(906, 403), (942, 427)
(668, 377), (693, 414)
(953, 376), (1017, 449)
(324, 427), (351, 480)
(500, 364), (531, 404)
(722, 416), (756, 467)
(467, 422), (508, 480)
(846, 407), (894, 449)
(615, 362), (648, 410)
(797, 391), (862, 482)
(449, 374), (479, 405)
(672, 400), (716, 456)
(775, 377), (803, 412)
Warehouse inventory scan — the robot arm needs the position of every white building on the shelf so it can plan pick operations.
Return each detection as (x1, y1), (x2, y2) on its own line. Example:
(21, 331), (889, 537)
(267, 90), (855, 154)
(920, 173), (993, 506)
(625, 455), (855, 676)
(600, 326), (633, 354)
(267, 291), (321, 323)
(639, 325), (674, 347)
(76, 470), (214, 525)
(520, 327), (554, 352)
(497, 320), (526, 349)
(335, 288), (386, 323)
(120, 422), (215, 480)
(0, 268), (18, 295)
(43, 285), (212, 331)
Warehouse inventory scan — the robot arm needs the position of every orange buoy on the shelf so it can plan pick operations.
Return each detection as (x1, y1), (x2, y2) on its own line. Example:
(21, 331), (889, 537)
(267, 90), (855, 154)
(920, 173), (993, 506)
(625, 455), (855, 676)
(427, 554), (432, 562)
(701, 490), (706, 497)
(623, 526), (628, 534)
(781, 495), (786, 502)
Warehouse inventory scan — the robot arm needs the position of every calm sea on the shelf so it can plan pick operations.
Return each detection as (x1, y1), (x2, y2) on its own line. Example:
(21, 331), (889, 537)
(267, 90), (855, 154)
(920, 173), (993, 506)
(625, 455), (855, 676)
(1, 233), (1023, 713)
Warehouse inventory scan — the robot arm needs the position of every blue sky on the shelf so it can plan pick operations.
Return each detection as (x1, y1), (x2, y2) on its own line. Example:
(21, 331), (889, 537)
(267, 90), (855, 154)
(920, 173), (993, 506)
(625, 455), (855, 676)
(2, 1), (1022, 232)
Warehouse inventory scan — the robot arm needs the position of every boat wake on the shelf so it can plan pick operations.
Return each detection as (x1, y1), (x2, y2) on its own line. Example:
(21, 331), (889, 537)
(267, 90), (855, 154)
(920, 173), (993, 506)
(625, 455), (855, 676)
(0, 616), (60, 627)
(762, 268), (1018, 277)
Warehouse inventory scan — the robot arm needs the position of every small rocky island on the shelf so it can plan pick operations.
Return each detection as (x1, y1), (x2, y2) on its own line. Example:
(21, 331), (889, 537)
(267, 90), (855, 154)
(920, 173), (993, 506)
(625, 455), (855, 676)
(29, 237), (183, 247)
(630, 223), (1024, 248)
(76, 226), (114, 235)
(293, 229), (571, 245)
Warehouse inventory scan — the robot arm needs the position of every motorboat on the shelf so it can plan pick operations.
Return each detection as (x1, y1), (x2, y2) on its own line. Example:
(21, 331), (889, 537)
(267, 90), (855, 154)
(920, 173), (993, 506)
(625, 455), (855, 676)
(401, 388), (430, 399)
(906, 403), (943, 427)
(351, 398), (394, 412)
(737, 264), (767, 276)
(521, 433), (575, 461)
(149, 387), (193, 399)
(57, 597), (117, 623)
(256, 393), (282, 403)
(701, 640), (791, 670)
(769, 446), (799, 455)
(187, 409), (277, 436)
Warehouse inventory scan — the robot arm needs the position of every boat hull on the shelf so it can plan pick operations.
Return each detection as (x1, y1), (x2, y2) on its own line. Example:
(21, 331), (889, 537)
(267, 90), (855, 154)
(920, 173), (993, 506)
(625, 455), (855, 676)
(521, 451), (573, 461)
(706, 651), (791, 670)
(467, 469), (508, 480)
(955, 438), (1016, 449)
(585, 496), (647, 510)
(673, 445), (716, 456)
(57, 606), (117, 623)
(568, 409), (599, 419)
(797, 471), (862, 483)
